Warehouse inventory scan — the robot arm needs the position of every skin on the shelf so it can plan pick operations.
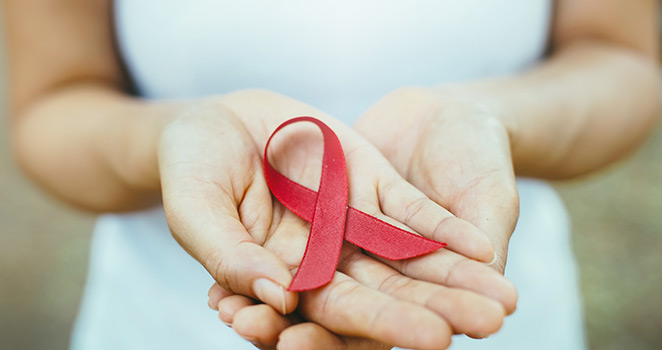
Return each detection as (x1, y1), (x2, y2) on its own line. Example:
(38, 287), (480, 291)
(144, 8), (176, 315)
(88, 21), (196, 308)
(3, 0), (660, 349)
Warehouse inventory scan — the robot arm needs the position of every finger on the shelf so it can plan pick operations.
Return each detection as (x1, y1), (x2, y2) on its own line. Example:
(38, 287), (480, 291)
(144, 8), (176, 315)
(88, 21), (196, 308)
(376, 248), (518, 314)
(349, 166), (495, 263)
(220, 293), (390, 350)
(232, 304), (293, 349)
(338, 250), (505, 338)
(264, 217), (453, 348)
(261, 209), (314, 271)
(208, 283), (233, 311)
(277, 323), (392, 350)
(217, 295), (256, 325)
(411, 128), (520, 274)
(381, 174), (495, 262)
(162, 177), (298, 314)
(447, 177), (519, 274)
(297, 270), (452, 350)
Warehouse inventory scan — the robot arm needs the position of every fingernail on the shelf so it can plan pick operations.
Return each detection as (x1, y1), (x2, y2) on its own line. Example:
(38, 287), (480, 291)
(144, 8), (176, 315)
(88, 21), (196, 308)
(253, 278), (286, 310)
(488, 252), (499, 266)
(218, 308), (233, 326)
(207, 297), (218, 311)
(218, 300), (235, 324)
(279, 284), (288, 315)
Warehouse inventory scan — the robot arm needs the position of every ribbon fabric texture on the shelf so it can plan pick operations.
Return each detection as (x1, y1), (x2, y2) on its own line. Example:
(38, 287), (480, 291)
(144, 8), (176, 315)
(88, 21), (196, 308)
(263, 117), (446, 292)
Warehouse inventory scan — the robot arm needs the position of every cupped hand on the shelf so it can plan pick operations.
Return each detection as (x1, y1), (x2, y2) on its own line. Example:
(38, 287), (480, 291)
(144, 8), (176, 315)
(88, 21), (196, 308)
(354, 87), (520, 305)
(158, 99), (299, 313)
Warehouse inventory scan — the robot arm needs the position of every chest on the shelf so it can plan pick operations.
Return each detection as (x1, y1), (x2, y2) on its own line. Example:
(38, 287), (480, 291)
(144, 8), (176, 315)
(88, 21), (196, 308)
(115, 0), (551, 119)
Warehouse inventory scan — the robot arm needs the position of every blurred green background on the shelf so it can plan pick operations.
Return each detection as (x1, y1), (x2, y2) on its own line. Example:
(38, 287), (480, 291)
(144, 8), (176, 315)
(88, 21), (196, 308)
(1, 7), (661, 350)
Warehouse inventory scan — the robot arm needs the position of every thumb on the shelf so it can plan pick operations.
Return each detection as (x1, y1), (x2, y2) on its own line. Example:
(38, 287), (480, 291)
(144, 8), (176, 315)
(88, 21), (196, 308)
(447, 180), (520, 314)
(416, 167), (520, 313)
(451, 178), (519, 275)
(162, 181), (298, 315)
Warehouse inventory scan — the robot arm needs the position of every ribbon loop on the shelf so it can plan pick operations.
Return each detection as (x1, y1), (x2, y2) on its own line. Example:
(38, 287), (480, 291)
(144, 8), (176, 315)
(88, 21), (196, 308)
(263, 117), (445, 292)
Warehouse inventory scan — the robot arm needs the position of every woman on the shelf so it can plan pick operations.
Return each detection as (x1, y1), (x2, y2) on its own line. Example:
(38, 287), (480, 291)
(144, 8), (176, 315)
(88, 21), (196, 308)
(3, 0), (659, 349)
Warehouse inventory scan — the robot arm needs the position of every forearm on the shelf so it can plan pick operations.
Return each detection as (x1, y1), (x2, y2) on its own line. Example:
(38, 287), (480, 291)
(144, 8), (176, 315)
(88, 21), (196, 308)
(463, 42), (660, 179)
(12, 83), (185, 212)
(11, 86), (333, 212)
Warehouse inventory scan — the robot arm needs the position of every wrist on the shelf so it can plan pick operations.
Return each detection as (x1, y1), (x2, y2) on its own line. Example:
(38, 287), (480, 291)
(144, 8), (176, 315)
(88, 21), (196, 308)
(429, 83), (524, 166)
(114, 98), (187, 194)
(431, 84), (519, 139)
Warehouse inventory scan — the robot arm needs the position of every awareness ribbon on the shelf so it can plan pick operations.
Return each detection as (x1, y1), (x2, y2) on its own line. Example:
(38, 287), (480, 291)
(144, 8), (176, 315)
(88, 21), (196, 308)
(263, 117), (446, 292)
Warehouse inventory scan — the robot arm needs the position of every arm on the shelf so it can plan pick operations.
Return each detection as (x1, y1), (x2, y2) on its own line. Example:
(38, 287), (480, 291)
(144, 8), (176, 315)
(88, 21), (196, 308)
(358, 0), (660, 181)
(354, 0), (660, 272)
(4, 0), (175, 211)
(479, 0), (660, 178)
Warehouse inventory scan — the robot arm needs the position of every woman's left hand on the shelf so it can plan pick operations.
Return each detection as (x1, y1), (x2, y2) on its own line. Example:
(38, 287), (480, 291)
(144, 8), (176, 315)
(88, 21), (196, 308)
(354, 87), (520, 278)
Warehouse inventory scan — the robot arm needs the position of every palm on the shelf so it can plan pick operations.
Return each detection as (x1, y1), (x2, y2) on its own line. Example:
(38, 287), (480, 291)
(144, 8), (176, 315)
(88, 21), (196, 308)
(355, 87), (520, 279)
(411, 115), (518, 271)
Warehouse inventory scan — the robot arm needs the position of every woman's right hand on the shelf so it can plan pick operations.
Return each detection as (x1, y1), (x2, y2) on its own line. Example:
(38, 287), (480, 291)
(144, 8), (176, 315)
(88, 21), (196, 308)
(159, 90), (511, 349)
(158, 99), (300, 314)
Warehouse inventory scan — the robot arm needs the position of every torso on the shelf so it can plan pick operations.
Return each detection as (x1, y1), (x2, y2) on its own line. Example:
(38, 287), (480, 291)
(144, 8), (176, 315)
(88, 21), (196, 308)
(115, 0), (551, 121)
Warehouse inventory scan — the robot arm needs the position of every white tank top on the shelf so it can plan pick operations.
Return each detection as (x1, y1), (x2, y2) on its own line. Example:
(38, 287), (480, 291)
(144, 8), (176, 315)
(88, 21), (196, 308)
(115, 0), (550, 120)
(72, 2), (586, 349)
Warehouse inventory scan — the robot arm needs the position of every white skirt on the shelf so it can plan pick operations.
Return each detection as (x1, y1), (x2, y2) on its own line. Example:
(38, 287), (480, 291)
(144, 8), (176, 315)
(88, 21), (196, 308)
(71, 178), (587, 350)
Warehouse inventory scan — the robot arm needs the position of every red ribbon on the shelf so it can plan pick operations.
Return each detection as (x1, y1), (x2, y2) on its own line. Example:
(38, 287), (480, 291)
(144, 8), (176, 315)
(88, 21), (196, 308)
(263, 117), (446, 292)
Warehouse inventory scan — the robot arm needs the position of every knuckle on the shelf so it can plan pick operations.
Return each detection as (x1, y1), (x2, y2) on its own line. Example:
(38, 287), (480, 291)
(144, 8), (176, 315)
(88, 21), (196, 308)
(336, 251), (365, 274)
(376, 273), (411, 296)
(443, 258), (468, 286)
(430, 215), (457, 241)
(395, 258), (412, 278)
(206, 239), (255, 292)
(318, 279), (361, 324)
(377, 175), (407, 213)
(403, 196), (429, 224)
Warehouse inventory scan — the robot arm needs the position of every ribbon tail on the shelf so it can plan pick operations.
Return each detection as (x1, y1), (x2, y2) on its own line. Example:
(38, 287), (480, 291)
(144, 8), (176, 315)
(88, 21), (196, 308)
(287, 222), (342, 291)
(344, 207), (446, 260)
